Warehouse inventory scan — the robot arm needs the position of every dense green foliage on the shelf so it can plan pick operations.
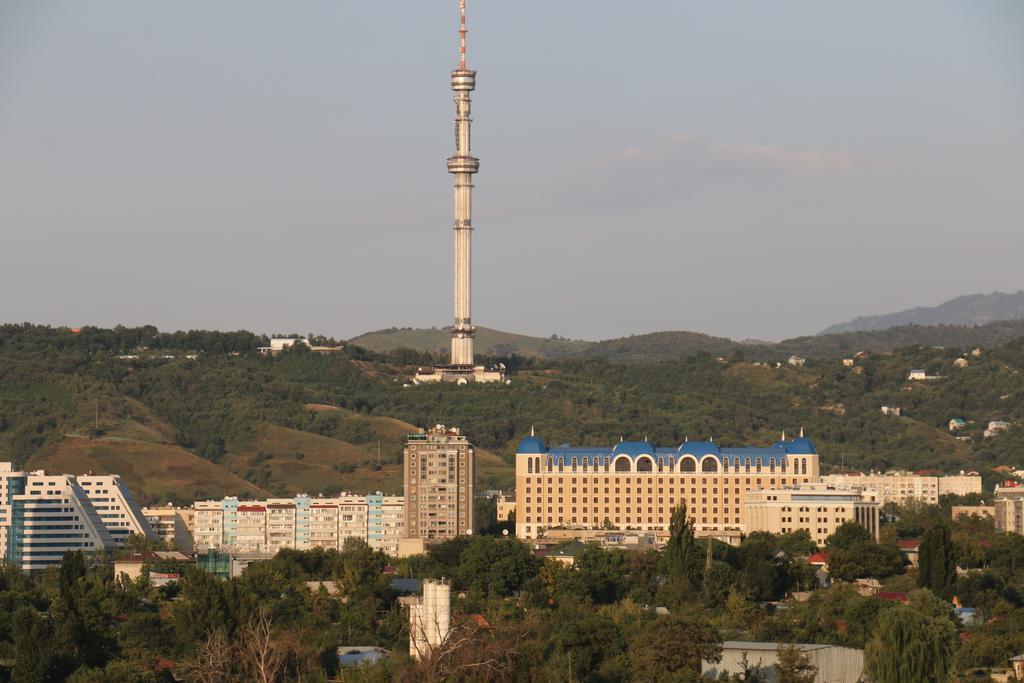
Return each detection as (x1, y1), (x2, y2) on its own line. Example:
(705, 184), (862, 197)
(0, 502), (1020, 680)
(2, 324), (1024, 502)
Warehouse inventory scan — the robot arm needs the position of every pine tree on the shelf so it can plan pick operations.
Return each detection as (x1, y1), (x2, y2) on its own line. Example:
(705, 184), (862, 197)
(775, 643), (817, 683)
(918, 522), (956, 600)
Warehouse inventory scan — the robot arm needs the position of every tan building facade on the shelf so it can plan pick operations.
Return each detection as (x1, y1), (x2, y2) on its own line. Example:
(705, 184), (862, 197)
(744, 484), (881, 546)
(404, 425), (474, 542)
(142, 505), (195, 551)
(820, 472), (982, 505)
(995, 486), (1024, 535)
(514, 433), (820, 539)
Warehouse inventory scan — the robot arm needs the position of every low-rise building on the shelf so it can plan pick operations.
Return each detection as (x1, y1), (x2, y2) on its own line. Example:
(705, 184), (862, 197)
(985, 420), (1012, 438)
(702, 641), (864, 683)
(948, 418), (967, 431)
(744, 484), (881, 546)
(820, 472), (982, 506)
(495, 492), (516, 522)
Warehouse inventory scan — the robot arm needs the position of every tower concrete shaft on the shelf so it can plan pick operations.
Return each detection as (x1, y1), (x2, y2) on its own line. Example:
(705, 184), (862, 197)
(448, 0), (478, 367)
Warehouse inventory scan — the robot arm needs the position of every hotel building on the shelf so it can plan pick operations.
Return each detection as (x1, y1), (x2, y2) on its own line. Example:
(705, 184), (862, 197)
(404, 425), (474, 542)
(744, 483), (882, 546)
(515, 432), (820, 539)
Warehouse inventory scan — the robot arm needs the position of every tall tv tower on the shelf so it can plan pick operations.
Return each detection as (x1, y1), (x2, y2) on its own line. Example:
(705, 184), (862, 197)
(448, 0), (478, 367)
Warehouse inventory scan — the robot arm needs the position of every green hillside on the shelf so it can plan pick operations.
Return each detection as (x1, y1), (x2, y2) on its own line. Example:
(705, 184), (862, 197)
(349, 326), (590, 358)
(3, 323), (1024, 504)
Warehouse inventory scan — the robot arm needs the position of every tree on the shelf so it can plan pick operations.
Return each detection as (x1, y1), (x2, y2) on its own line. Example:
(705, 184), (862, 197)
(827, 541), (904, 581)
(864, 604), (956, 683)
(628, 613), (722, 682)
(661, 504), (703, 602)
(825, 522), (872, 551)
(918, 522), (956, 600)
(775, 643), (817, 683)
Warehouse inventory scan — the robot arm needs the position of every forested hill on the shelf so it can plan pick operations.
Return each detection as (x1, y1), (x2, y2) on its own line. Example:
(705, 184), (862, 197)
(2, 323), (1023, 503)
(352, 319), (1024, 363)
(822, 290), (1024, 334)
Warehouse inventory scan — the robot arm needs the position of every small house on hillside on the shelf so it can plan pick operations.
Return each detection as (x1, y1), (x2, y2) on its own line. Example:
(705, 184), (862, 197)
(788, 355), (806, 367)
(953, 358), (969, 368)
(985, 421), (1011, 438)
(949, 418), (967, 431)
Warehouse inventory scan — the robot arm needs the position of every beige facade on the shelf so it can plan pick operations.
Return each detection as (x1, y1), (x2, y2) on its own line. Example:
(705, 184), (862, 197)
(995, 487), (1024, 535)
(191, 494), (405, 555)
(820, 472), (982, 505)
(744, 484), (881, 546)
(514, 434), (820, 539)
(142, 505), (195, 551)
(496, 492), (516, 522)
(76, 474), (154, 547)
(404, 425), (474, 542)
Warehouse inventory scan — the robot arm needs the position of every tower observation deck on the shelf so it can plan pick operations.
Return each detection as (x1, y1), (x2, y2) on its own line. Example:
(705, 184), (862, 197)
(414, 0), (506, 385)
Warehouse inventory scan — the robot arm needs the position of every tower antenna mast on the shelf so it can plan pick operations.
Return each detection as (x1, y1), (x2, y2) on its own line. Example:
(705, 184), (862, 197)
(459, 0), (467, 70)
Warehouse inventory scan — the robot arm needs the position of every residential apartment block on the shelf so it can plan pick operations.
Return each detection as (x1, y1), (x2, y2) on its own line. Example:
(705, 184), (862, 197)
(515, 432), (820, 539)
(142, 505), (195, 551)
(76, 474), (154, 546)
(820, 472), (981, 505)
(192, 493), (404, 555)
(995, 486), (1024, 535)
(404, 425), (474, 542)
(0, 464), (117, 570)
(744, 484), (881, 546)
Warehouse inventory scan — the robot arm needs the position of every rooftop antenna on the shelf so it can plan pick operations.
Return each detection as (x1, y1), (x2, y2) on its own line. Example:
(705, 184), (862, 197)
(782, 430), (786, 441)
(459, 0), (467, 70)
(530, 425), (535, 437)
(800, 426), (804, 438)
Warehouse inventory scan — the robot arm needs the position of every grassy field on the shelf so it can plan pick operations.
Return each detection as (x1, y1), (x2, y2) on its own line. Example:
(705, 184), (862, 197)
(348, 326), (591, 358)
(26, 435), (269, 505)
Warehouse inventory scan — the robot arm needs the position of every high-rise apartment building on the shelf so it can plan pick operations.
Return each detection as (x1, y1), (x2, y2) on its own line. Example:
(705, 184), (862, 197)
(515, 432), (820, 539)
(0, 464), (117, 570)
(76, 474), (154, 546)
(404, 425), (475, 542)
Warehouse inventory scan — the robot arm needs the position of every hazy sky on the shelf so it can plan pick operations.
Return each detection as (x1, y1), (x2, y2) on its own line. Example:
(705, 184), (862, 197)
(1, 1), (1022, 342)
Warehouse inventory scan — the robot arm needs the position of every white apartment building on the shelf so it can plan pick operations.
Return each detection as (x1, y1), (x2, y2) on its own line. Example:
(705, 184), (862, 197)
(0, 464), (117, 570)
(744, 484), (881, 547)
(820, 472), (981, 506)
(192, 493), (405, 556)
(76, 474), (154, 547)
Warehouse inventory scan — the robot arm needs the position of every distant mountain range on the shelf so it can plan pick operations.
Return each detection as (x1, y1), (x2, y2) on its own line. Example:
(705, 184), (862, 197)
(821, 291), (1024, 335)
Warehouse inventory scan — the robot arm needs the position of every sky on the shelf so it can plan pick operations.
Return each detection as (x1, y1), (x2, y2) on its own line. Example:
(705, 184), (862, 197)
(1, 1), (1022, 342)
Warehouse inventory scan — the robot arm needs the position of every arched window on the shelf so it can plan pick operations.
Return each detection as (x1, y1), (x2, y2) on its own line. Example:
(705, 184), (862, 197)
(756, 457), (763, 473)
(571, 457), (578, 472)
(637, 457), (653, 473)
(770, 459), (776, 473)
(801, 458), (808, 475)
(680, 457), (697, 473)
(614, 457), (631, 473)
(604, 456), (611, 472)
(527, 458), (533, 474)
(547, 457), (554, 472)
(745, 458), (751, 473)
(701, 457), (718, 473)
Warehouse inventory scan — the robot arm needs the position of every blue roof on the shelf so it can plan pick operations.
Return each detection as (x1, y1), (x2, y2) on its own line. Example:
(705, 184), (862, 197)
(613, 441), (654, 457)
(517, 434), (817, 466)
(517, 435), (546, 454)
(677, 440), (720, 457)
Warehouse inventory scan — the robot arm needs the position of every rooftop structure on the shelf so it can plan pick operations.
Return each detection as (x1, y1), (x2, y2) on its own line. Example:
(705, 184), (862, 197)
(703, 641), (864, 683)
